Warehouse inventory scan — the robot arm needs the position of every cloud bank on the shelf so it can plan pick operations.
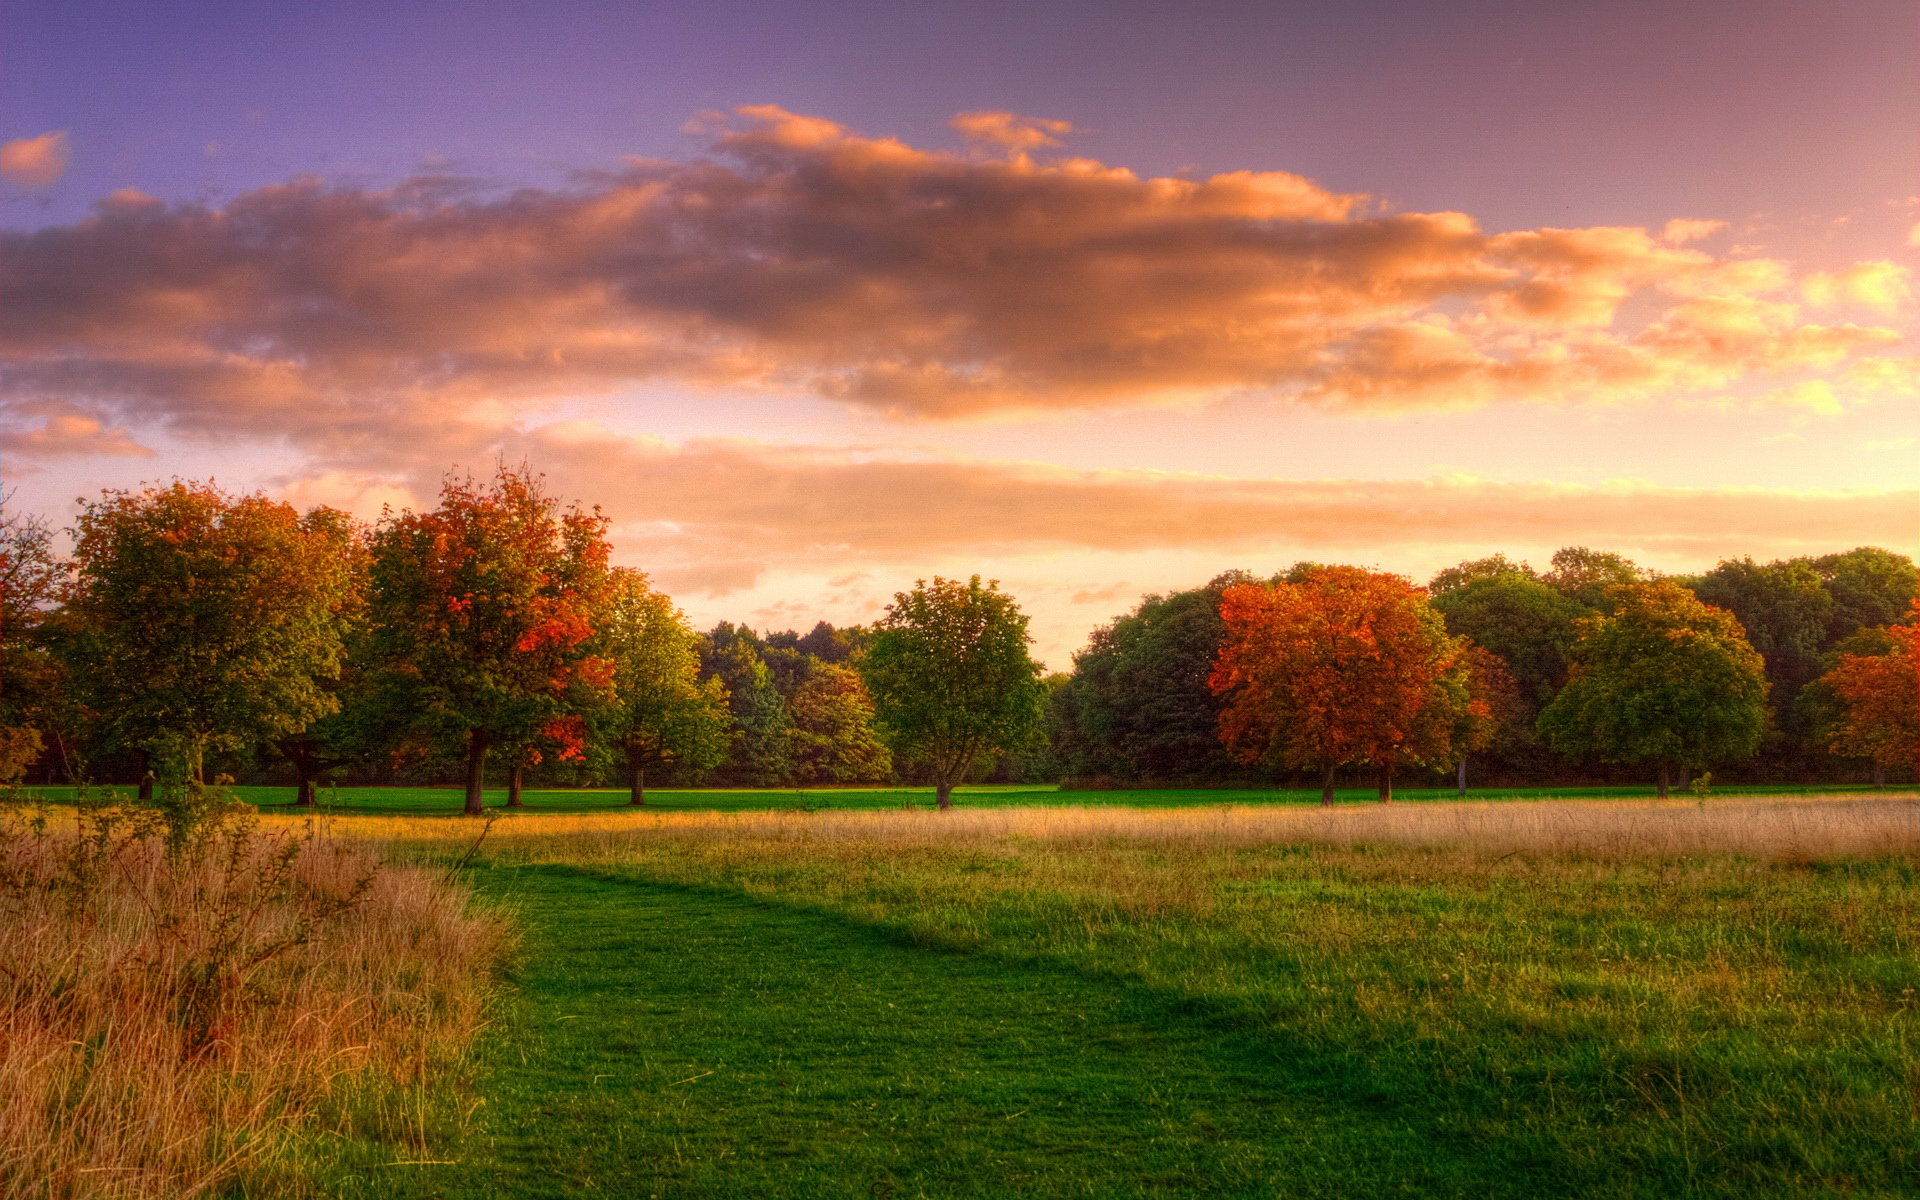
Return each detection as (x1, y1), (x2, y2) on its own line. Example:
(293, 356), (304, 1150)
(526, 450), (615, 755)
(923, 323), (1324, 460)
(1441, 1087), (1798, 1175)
(288, 429), (1915, 597)
(2, 105), (1912, 463)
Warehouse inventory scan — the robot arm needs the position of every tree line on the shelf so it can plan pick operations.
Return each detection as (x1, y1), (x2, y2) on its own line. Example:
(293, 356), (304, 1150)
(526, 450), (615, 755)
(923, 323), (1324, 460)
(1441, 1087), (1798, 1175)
(1052, 547), (1918, 797)
(0, 469), (1046, 811)
(0, 468), (1913, 807)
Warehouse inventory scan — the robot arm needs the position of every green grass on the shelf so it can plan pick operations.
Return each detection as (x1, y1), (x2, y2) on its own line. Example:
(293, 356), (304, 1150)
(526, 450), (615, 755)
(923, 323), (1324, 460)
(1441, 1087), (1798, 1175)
(318, 805), (1920, 1198)
(19, 779), (1888, 817)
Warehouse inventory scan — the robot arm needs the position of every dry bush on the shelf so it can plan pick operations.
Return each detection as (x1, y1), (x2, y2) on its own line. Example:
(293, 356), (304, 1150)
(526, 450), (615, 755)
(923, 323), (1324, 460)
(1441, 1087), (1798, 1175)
(0, 797), (507, 1200)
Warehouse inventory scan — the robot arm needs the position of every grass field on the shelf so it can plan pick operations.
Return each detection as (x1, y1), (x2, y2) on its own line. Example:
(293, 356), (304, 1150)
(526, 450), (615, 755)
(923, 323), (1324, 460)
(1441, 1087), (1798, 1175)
(20, 779), (1895, 816)
(298, 792), (1920, 1199)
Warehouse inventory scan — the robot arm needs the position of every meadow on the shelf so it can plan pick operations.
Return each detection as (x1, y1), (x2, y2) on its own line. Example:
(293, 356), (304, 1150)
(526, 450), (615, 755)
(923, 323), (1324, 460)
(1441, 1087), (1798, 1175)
(12, 789), (1920, 1197)
(326, 791), (1919, 1198)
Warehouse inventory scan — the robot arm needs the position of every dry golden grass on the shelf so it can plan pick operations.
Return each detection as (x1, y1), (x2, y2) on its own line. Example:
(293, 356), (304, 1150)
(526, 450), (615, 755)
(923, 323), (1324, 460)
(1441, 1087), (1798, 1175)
(0, 805), (507, 1200)
(307, 790), (1920, 863)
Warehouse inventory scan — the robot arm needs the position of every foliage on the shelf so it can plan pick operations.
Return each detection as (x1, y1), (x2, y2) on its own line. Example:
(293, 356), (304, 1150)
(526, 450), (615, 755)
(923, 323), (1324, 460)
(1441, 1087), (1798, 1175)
(786, 660), (892, 783)
(860, 576), (1046, 808)
(1209, 566), (1475, 800)
(1811, 546), (1918, 644)
(366, 465), (615, 813)
(1430, 571), (1585, 709)
(1054, 573), (1252, 785)
(1818, 602), (1918, 771)
(1542, 546), (1645, 608)
(592, 569), (731, 800)
(1537, 580), (1768, 787)
(65, 481), (360, 783)
(1685, 556), (1833, 726)
(701, 623), (798, 786)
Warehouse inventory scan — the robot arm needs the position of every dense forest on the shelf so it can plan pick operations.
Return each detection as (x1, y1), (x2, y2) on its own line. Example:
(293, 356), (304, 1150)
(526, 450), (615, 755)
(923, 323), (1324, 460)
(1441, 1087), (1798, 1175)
(0, 470), (1914, 797)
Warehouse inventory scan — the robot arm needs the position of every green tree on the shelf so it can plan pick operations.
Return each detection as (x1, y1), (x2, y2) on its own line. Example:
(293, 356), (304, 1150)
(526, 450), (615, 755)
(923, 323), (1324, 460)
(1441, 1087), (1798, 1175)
(594, 569), (730, 804)
(1429, 571), (1585, 709)
(65, 481), (359, 786)
(1685, 556), (1833, 749)
(1537, 580), (1768, 796)
(366, 466), (616, 815)
(1428, 553), (1537, 596)
(701, 623), (797, 786)
(860, 576), (1045, 809)
(1811, 547), (1918, 645)
(1055, 573), (1251, 785)
(787, 660), (892, 784)
(1543, 547), (1645, 609)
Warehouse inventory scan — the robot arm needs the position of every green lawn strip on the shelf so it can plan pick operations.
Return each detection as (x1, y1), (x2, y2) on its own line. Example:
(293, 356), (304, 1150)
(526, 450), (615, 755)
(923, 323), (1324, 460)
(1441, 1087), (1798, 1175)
(22, 781), (1890, 816)
(329, 862), (1620, 1200)
(320, 854), (1920, 1200)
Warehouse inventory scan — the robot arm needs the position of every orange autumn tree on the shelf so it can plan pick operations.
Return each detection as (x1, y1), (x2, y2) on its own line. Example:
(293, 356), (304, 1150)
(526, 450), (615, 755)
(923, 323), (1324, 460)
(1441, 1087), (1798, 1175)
(367, 466), (615, 815)
(1209, 566), (1479, 804)
(1819, 598), (1920, 782)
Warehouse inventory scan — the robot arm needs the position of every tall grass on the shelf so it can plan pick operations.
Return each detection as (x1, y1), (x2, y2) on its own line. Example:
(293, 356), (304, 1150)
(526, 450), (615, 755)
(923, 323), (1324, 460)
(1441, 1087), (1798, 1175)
(0, 797), (507, 1199)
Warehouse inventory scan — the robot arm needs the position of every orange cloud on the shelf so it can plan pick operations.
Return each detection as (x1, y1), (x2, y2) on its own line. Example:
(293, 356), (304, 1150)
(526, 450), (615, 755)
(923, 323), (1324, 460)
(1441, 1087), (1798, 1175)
(0, 131), (69, 188)
(0, 410), (153, 458)
(0, 106), (1910, 450)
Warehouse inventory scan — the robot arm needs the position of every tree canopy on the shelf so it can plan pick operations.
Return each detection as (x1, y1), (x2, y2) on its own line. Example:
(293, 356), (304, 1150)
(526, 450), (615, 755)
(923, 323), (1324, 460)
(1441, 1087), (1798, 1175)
(592, 568), (730, 804)
(860, 576), (1045, 809)
(1537, 580), (1768, 794)
(1209, 566), (1475, 803)
(65, 482), (360, 785)
(367, 466), (616, 814)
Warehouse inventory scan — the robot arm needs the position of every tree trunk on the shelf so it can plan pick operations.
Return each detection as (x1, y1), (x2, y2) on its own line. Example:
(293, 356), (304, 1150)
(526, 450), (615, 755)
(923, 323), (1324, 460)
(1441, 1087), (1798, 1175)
(1456, 758), (1468, 797)
(935, 778), (954, 810)
(1376, 761), (1393, 803)
(1656, 761), (1671, 800)
(1318, 765), (1336, 807)
(1872, 762), (1886, 789)
(137, 773), (154, 802)
(295, 773), (318, 807)
(506, 761), (524, 808)
(463, 731), (489, 816)
(628, 757), (647, 806)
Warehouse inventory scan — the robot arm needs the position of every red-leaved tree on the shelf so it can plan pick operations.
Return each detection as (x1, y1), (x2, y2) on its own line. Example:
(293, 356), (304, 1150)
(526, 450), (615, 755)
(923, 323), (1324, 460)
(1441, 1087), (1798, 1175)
(1820, 598), (1920, 782)
(367, 466), (615, 814)
(1209, 566), (1476, 804)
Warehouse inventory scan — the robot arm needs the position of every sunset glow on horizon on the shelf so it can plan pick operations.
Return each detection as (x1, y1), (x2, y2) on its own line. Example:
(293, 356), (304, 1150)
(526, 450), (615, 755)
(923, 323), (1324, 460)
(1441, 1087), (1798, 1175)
(4, 0), (1916, 665)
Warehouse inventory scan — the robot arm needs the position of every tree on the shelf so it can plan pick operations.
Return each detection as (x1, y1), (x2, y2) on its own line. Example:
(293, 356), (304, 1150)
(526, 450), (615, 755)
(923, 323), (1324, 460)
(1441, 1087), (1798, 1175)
(1055, 573), (1252, 785)
(1429, 572), (1585, 709)
(859, 576), (1045, 809)
(366, 466), (615, 815)
(0, 492), (64, 780)
(700, 624), (797, 786)
(1543, 547), (1645, 609)
(1817, 601), (1919, 781)
(65, 481), (359, 786)
(1685, 556), (1833, 753)
(1811, 547), (1918, 645)
(1537, 580), (1768, 796)
(1209, 566), (1473, 805)
(787, 661), (892, 784)
(1428, 553), (1537, 596)
(593, 569), (730, 804)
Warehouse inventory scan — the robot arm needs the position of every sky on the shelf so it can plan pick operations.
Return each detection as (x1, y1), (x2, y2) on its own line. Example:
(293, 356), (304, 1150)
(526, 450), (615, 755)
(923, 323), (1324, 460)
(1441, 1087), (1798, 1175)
(2, 0), (1917, 666)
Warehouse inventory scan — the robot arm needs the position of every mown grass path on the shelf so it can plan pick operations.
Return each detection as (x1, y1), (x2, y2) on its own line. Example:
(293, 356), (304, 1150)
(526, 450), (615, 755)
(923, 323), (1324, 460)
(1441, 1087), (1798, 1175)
(335, 863), (1616, 1200)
